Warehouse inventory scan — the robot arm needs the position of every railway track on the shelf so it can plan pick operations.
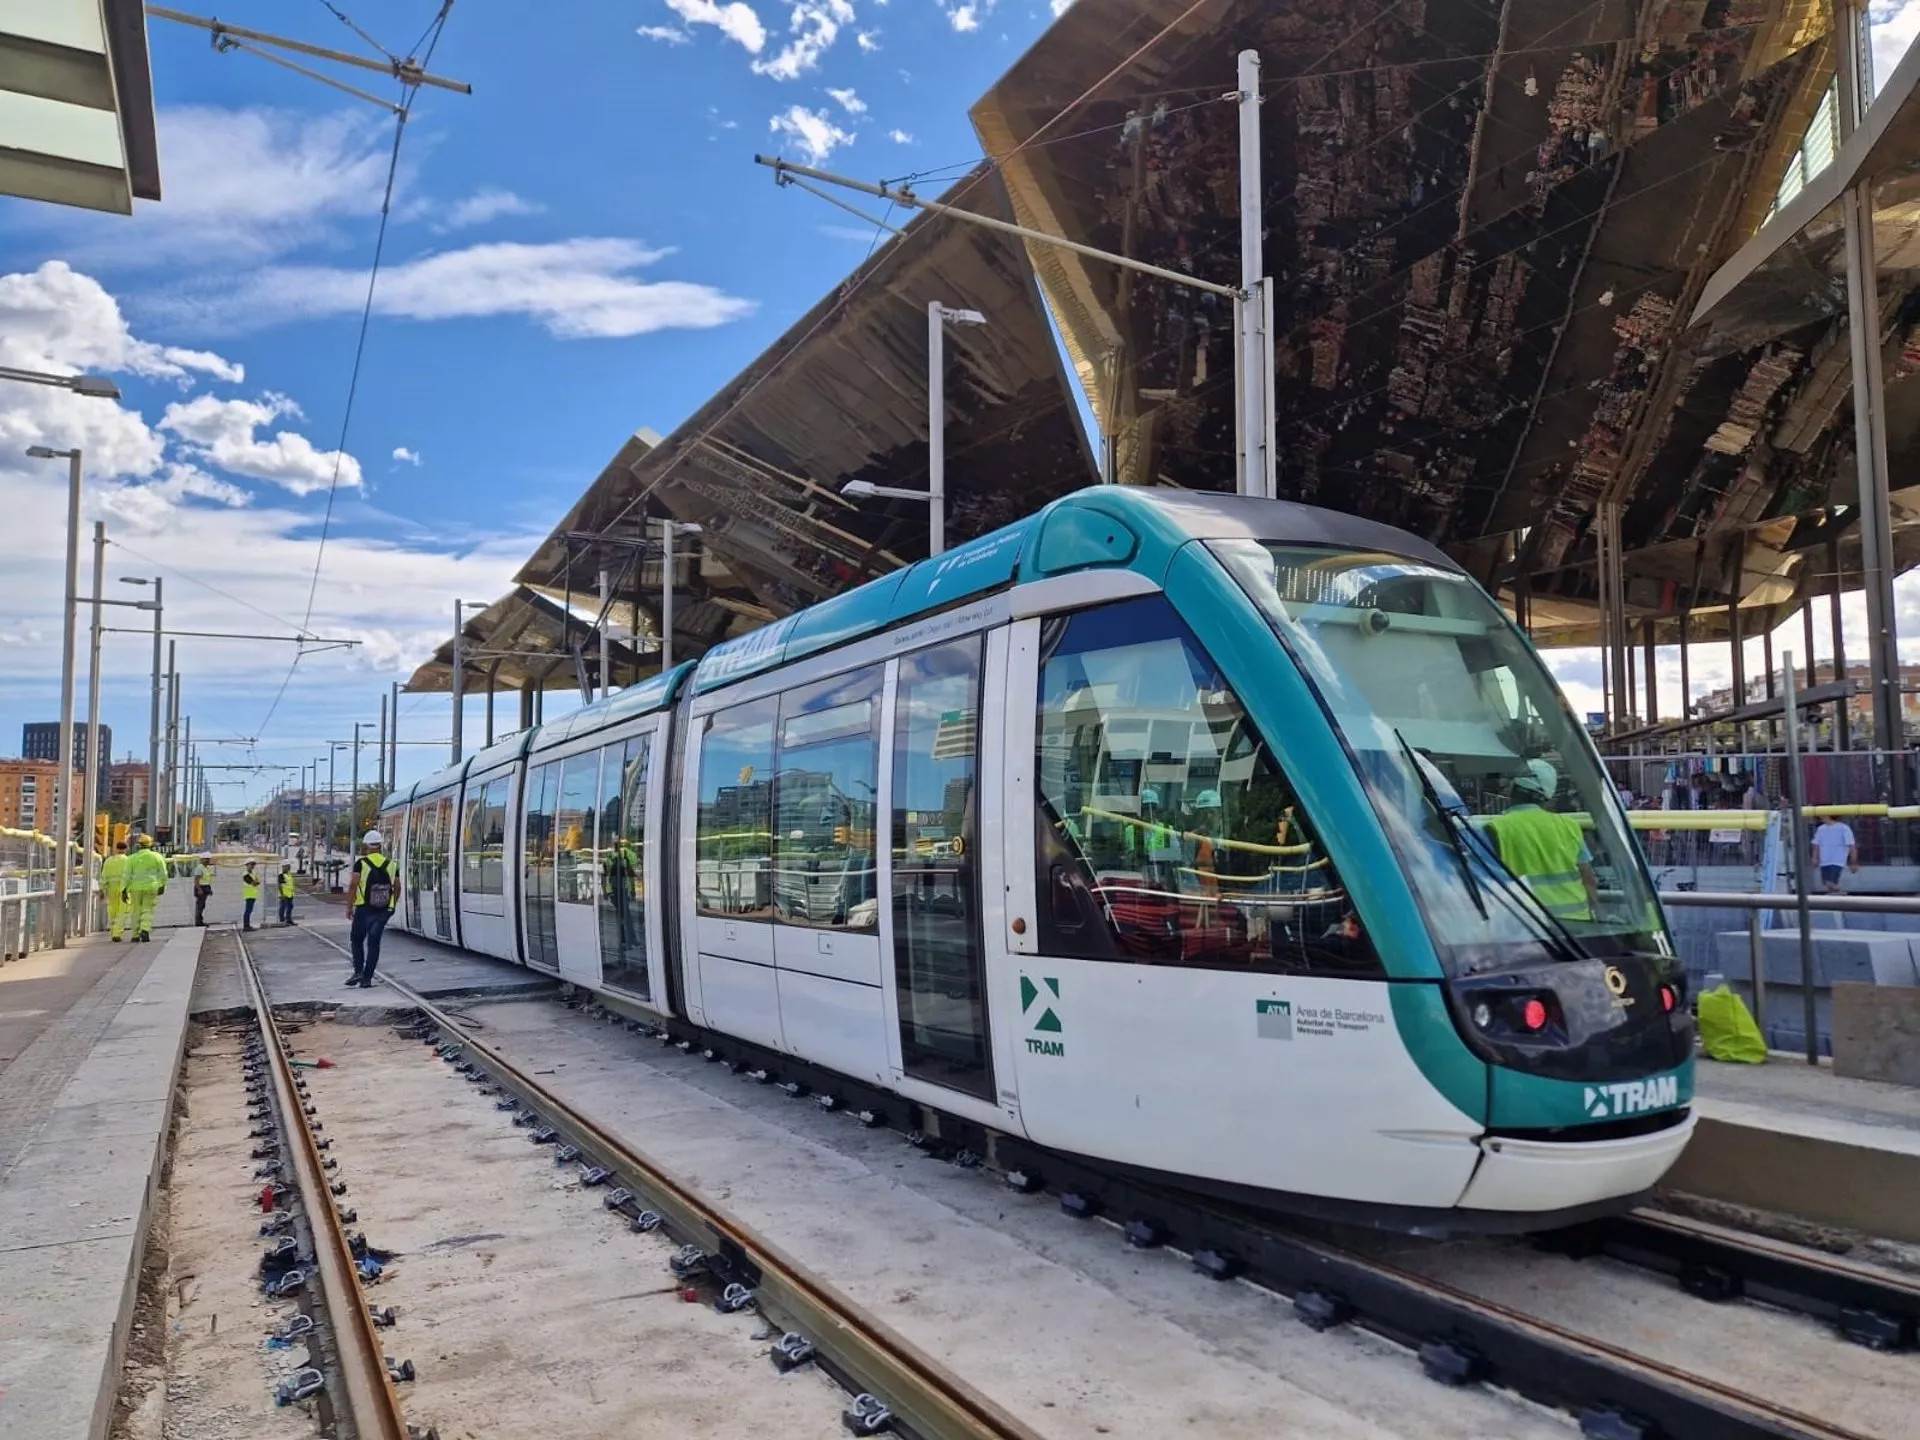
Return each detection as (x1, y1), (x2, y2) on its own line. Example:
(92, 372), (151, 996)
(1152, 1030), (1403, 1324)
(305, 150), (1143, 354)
(290, 924), (1038, 1440)
(235, 931), (413, 1440)
(290, 920), (1905, 1440)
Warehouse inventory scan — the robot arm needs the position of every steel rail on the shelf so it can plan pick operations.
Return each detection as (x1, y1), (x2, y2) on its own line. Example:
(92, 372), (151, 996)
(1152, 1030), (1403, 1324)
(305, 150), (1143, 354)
(236, 932), (410, 1440)
(1574, 1210), (1920, 1347)
(302, 934), (1040, 1440)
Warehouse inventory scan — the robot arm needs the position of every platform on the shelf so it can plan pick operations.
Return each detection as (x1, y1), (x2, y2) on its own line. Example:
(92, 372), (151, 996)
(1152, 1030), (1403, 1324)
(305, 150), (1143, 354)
(0, 914), (203, 1440)
(1665, 1054), (1920, 1243)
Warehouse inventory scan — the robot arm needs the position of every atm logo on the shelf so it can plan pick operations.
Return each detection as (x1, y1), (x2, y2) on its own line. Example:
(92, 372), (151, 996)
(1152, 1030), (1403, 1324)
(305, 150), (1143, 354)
(1583, 1074), (1680, 1118)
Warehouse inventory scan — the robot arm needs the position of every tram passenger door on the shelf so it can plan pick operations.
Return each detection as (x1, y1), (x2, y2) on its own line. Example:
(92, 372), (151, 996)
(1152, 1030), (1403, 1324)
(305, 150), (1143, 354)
(880, 634), (1006, 1121)
(432, 795), (456, 943)
(552, 749), (605, 988)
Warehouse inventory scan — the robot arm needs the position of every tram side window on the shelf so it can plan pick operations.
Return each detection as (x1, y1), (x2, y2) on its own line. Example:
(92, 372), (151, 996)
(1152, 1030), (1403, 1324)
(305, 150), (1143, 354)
(773, 667), (881, 930)
(696, 696), (778, 917)
(598, 737), (649, 996)
(555, 754), (600, 905)
(461, 778), (507, 897)
(1033, 596), (1381, 976)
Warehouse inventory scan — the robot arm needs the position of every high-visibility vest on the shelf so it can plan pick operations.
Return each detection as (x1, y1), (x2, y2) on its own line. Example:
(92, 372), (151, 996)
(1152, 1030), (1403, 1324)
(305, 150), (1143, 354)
(1486, 805), (1590, 920)
(242, 872), (261, 900)
(126, 848), (169, 892)
(278, 872), (295, 899)
(100, 853), (130, 889)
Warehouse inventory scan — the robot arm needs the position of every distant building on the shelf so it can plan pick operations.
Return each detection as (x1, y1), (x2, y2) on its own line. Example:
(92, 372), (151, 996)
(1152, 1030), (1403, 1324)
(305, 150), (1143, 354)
(108, 761), (152, 824)
(0, 758), (83, 835)
(22, 722), (112, 808)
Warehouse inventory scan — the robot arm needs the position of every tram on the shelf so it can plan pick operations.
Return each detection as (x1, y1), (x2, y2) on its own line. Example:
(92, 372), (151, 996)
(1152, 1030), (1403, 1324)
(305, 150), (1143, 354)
(380, 488), (1695, 1232)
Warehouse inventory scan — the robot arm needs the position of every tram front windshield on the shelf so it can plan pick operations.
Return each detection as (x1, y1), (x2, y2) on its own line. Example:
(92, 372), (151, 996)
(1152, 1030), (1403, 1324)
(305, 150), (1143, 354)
(1212, 541), (1668, 976)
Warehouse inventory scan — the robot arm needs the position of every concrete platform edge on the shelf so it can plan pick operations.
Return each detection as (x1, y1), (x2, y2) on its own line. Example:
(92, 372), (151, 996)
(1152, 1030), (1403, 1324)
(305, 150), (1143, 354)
(0, 926), (204, 1440)
(1661, 1109), (1920, 1243)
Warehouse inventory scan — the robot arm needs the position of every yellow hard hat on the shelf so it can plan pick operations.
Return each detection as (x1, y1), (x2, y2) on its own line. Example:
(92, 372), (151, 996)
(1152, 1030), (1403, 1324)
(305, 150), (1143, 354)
(137, 833), (154, 847)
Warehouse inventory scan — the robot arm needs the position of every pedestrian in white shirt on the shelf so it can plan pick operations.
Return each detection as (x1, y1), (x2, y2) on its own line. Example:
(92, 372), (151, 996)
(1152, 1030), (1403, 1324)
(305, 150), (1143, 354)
(1811, 818), (1858, 893)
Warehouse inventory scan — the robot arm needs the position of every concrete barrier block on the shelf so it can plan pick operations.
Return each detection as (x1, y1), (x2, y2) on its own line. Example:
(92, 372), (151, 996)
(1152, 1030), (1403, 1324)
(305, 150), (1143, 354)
(1831, 981), (1920, 1087)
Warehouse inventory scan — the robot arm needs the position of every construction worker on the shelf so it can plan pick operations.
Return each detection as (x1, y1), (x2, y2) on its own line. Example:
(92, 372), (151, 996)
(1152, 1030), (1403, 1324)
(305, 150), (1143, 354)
(191, 854), (213, 926)
(345, 829), (400, 988)
(241, 862), (260, 930)
(100, 840), (130, 942)
(1485, 759), (1599, 923)
(124, 834), (169, 942)
(277, 863), (296, 925)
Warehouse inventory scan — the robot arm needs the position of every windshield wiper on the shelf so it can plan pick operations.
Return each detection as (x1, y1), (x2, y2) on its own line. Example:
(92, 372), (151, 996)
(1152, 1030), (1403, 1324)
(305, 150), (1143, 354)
(1394, 731), (1590, 965)
(1395, 729), (1488, 921)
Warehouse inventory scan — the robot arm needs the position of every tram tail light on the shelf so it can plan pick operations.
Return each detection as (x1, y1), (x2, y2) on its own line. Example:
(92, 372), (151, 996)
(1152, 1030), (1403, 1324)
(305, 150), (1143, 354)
(1659, 984), (1677, 1013)
(1521, 997), (1549, 1032)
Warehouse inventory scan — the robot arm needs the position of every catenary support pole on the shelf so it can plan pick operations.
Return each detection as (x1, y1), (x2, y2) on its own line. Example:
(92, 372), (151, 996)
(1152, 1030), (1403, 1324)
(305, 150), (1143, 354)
(81, 520), (105, 935)
(53, 449), (83, 947)
(661, 520), (677, 672)
(927, 303), (947, 557)
(1782, 653), (1819, 1064)
(1237, 48), (1270, 499)
(377, 692), (388, 794)
(599, 568), (613, 700)
(147, 577), (162, 832)
(451, 599), (464, 764)
(351, 722), (362, 842)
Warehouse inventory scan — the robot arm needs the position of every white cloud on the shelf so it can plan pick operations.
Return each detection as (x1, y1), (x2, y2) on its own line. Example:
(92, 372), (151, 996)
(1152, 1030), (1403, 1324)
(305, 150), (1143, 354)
(160, 393), (365, 498)
(826, 86), (867, 115)
(158, 238), (756, 341)
(637, 23), (693, 42)
(663, 0), (767, 52)
(949, 4), (979, 31)
(888, 128), (914, 144)
(753, 0), (854, 80)
(393, 446), (423, 466)
(0, 262), (245, 391)
(1872, 3), (1920, 90)
(768, 105), (855, 166)
(439, 187), (545, 231)
(1049, 0), (1074, 13)
(856, 28), (880, 50)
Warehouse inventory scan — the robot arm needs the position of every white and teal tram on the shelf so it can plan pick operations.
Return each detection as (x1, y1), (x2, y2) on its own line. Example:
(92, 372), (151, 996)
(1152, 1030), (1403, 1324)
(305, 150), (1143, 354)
(381, 488), (1695, 1231)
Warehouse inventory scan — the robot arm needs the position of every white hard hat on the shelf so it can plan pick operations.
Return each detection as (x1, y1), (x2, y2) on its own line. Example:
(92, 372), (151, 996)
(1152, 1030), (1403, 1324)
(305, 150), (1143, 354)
(1517, 758), (1558, 799)
(362, 829), (385, 847)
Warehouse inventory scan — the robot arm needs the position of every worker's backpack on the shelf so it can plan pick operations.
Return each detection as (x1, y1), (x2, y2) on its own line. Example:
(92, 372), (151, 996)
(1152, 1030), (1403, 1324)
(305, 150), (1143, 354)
(360, 856), (394, 912)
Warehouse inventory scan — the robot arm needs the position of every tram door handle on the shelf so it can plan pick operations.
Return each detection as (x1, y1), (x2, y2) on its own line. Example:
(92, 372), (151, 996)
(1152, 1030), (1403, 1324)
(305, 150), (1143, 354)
(1047, 865), (1082, 930)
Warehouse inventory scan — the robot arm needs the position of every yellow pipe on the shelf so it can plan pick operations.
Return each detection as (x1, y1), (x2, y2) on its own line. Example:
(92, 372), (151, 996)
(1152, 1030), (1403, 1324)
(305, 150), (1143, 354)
(1078, 805), (1314, 856)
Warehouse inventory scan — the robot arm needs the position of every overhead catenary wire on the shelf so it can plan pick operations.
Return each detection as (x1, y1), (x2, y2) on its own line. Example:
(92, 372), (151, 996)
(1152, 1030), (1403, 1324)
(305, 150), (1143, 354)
(259, 1), (457, 742)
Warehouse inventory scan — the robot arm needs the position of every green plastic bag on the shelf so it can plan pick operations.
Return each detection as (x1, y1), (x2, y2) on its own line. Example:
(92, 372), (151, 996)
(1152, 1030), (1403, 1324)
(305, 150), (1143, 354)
(1697, 983), (1768, 1064)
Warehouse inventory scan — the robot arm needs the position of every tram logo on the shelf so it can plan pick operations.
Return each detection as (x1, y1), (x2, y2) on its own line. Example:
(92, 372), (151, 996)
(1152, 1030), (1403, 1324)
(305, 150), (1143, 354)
(1021, 975), (1063, 1056)
(1583, 1074), (1680, 1118)
(1255, 998), (1293, 1040)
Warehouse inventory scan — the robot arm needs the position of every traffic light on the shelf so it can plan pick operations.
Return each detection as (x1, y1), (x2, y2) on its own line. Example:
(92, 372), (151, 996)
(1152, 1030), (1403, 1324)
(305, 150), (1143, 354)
(94, 812), (109, 854)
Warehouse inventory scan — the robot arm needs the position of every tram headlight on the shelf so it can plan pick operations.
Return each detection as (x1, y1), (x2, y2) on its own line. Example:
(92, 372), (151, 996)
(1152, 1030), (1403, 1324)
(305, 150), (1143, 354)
(1471, 1002), (1493, 1029)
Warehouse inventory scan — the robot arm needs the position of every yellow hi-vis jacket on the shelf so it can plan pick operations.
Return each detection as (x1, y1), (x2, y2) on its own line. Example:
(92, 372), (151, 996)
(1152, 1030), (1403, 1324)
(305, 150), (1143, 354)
(241, 871), (261, 900)
(278, 871), (295, 899)
(1486, 805), (1590, 921)
(100, 852), (130, 895)
(125, 848), (169, 893)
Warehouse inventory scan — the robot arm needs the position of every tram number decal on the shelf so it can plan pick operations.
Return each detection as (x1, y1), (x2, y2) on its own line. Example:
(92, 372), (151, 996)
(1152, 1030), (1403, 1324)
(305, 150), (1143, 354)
(1022, 975), (1064, 1057)
(1583, 1074), (1680, 1118)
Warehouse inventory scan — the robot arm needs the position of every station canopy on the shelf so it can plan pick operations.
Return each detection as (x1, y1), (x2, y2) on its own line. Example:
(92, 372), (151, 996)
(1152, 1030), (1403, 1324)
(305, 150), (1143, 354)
(425, 0), (1920, 709)
(0, 0), (159, 212)
(403, 585), (648, 697)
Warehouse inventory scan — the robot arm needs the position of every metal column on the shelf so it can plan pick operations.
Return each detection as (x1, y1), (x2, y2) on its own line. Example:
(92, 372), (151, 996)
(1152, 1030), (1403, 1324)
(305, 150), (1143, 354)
(1836, 3), (1903, 760)
(81, 521), (105, 934)
(451, 600), (465, 764)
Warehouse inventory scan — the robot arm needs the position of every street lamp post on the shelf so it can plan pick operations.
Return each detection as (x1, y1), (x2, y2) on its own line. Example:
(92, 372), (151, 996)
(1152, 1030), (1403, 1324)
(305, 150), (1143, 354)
(658, 520), (703, 671)
(27, 445), (84, 947)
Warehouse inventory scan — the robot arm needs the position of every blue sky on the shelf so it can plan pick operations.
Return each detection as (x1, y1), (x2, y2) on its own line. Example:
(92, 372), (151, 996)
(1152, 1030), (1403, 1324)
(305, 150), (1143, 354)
(0, 0), (1069, 812)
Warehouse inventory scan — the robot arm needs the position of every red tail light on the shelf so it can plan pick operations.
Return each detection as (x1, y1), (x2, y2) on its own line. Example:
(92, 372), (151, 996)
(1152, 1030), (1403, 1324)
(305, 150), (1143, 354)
(1660, 985), (1676, 1013)
(1521, 997), (1549, 1032)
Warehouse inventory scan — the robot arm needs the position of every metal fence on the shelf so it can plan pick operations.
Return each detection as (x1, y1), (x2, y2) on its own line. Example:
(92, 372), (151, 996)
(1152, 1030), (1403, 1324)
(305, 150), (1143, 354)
(1605, 751), (1920, 871)
(0, 832), (97, 962)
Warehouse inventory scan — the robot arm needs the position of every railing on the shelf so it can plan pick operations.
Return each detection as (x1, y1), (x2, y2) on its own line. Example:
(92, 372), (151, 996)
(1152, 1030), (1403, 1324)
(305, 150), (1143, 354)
(0, 884), (90, 962)
(1659, 889), (1920, 1066)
